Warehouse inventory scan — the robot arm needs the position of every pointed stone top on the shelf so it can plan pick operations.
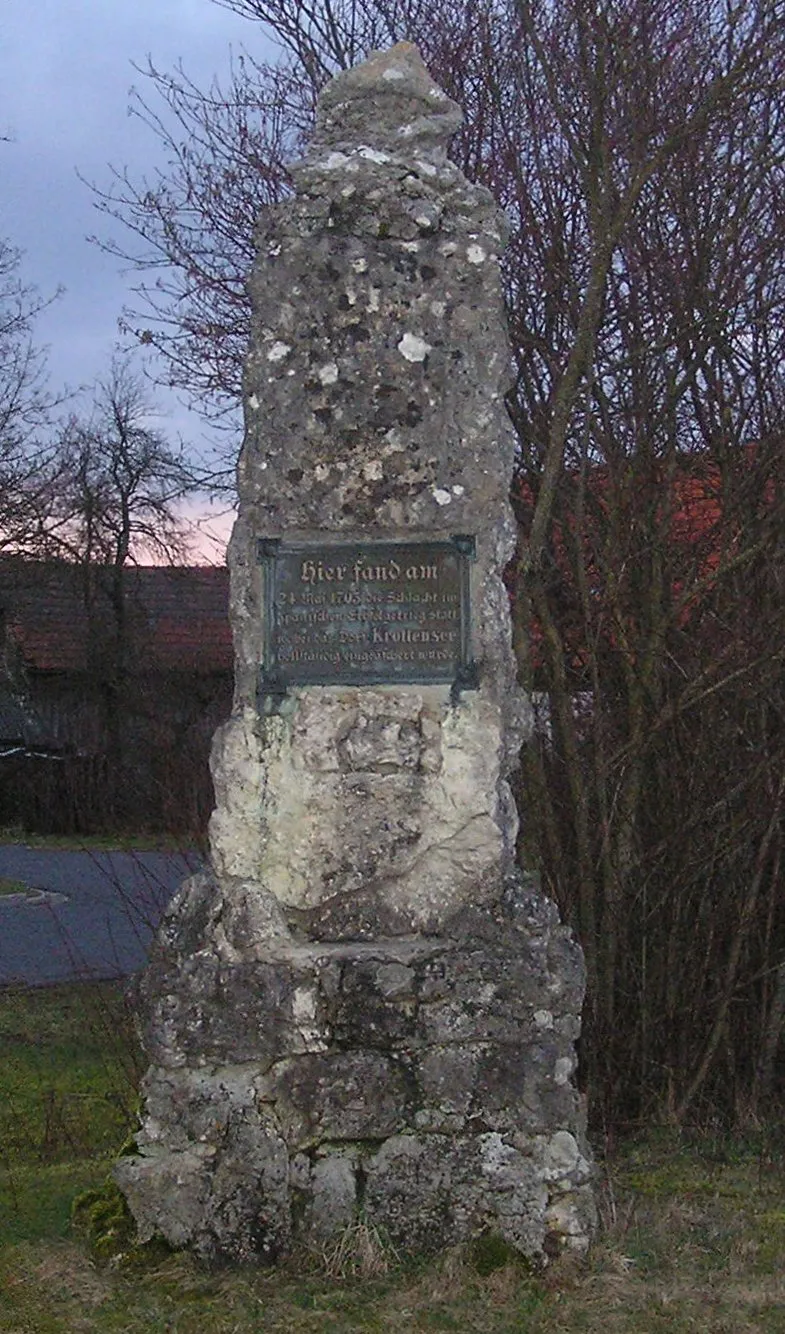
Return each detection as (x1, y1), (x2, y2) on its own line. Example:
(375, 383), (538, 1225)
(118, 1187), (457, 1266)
(312, 43), (463, 160)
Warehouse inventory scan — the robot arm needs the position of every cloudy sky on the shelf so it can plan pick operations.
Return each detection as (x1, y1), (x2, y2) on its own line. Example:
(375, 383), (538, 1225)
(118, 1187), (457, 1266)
(2, 0), (274, 558)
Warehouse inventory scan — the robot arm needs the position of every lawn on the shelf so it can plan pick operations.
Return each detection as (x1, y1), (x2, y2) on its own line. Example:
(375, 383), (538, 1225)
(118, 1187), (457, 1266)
(0, 826), (191, 853)
(0, 878), (30, 897)
(1, 982), (784, 1333)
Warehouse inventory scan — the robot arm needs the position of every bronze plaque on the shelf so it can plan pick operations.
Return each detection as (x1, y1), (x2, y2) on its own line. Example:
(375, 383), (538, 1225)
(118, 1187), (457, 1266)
(258, 537), (476, 693)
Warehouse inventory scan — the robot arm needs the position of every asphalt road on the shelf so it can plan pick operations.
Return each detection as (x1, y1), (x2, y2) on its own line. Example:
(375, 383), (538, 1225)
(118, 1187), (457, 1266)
(0, 845), (200, 987)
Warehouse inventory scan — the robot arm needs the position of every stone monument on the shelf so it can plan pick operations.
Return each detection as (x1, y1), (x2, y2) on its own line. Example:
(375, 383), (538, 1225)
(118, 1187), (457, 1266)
(116, 43), (594, 1264)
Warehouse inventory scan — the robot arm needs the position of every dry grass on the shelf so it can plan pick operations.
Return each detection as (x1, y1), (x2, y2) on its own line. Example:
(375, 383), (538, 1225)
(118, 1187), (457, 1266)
(4, 1151), (785, 1334)
(2, 980), (785, 1331)
(320, 1220), (401, 1280)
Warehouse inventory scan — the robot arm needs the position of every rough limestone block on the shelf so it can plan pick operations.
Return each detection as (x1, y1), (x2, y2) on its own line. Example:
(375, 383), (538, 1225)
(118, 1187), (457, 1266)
(117, 43), (595, 1265)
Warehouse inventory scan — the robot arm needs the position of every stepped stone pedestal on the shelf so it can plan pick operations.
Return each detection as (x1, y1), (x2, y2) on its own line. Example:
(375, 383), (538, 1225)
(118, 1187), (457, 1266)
(116, 42), (595, 1265)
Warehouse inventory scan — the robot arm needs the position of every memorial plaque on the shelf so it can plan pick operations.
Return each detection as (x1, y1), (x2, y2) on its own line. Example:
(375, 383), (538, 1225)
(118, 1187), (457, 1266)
(258, 536), (476, 692)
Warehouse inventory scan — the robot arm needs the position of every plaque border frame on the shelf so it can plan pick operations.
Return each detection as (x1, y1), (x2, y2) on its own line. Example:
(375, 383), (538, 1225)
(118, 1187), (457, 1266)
(256, 535), (478, 702)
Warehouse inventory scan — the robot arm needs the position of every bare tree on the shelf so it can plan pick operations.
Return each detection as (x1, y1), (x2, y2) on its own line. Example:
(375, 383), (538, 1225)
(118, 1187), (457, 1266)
(85, 53), (305, 428)
(0, 236), (59, 551)
(40, 356), (202, 781)
(507, 0), (785, 1123)
(46, 355), (197, 569)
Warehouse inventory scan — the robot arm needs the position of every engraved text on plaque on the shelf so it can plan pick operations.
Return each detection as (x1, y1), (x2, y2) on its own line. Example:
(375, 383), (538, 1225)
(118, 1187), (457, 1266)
(258, 537), (475, 692)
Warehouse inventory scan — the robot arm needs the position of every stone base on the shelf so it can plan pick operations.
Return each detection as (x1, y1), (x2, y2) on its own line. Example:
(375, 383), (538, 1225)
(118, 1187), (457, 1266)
(116, 872), (595, 1264)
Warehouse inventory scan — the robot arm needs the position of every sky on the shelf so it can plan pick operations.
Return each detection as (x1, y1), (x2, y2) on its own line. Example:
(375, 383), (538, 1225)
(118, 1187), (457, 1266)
(1, 0), (273, 561)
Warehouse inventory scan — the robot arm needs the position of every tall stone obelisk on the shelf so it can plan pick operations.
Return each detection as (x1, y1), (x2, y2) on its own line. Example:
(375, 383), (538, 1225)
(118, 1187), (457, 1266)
(116, 44), (594, 1264)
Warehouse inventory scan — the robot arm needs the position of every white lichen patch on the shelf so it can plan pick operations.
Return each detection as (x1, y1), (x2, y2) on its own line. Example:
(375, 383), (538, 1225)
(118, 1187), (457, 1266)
(362, 459), (384, 481)
(467, 244), (487, 265)
(432, 488), (452, 506)
(400, 240), (420, 252)
(351, 257), (368, 273)
(452, 484), (465, 497)
(268, 242), (282, 257)
(398, 332), (431, 362)
(292, 987), (317, 1023)
(534, 1009), (554, 1030)
(267, 341), (291, 363)
(247, 394), (260, 411)
(554, 1057), (574, 1086)
(318, 362), (339, 385)
(439, 242), (458, 256)
(430, 301), (446, 318)
(415, 158), (438, 177)
(291, 986), (326, 1051)
(381, 429), (404, 453)
(358, 145), (391, 163)
(479, 1132), (519, 1177)
(382, 66), (406, 81)
(543, 1131), (581, 1179)
(314, 463), (330, 481)
(321, 151), (351, 170)
(368, 288), (381, 313)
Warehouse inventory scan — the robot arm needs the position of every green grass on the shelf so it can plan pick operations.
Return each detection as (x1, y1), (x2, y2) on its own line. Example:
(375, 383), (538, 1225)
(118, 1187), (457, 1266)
(0, 826), (189, 852)
(0, 876), (30, 896)
(2, 982), (785, 1332)
(0, 983), (141, 1245)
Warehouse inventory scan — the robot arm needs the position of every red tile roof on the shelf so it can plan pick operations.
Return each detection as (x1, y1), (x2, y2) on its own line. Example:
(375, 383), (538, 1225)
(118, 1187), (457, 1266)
(0, 560), (233, 674)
